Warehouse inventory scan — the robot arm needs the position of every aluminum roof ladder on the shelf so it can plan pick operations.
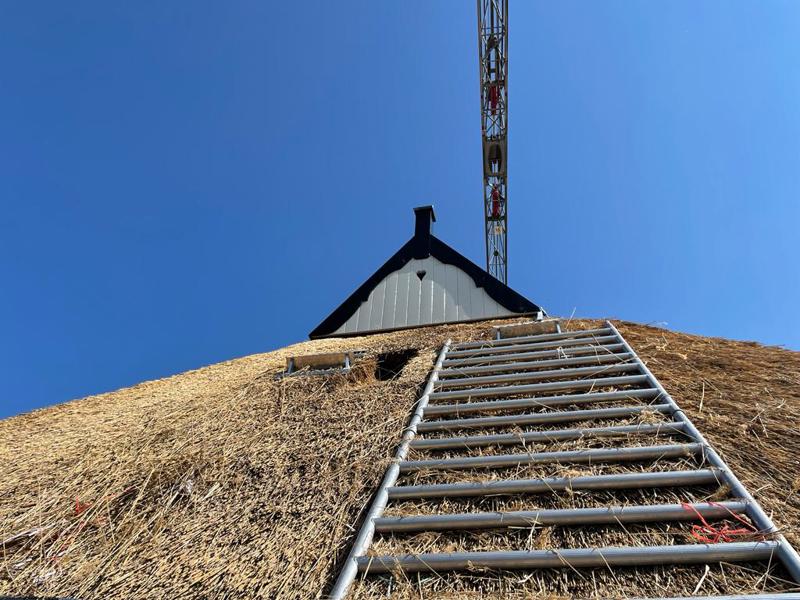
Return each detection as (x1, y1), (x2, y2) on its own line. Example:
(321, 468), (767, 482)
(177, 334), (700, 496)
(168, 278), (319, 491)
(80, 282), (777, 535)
(329, 321), (800, 599)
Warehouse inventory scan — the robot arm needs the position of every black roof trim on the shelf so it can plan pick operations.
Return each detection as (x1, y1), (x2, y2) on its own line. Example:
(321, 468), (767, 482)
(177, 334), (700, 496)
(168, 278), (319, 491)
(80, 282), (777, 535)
(309, 208), (542, 339)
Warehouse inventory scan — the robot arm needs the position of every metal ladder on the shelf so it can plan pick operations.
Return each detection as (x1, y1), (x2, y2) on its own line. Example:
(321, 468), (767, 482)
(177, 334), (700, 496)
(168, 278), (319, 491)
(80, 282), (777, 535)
(329, 321), (800, 599)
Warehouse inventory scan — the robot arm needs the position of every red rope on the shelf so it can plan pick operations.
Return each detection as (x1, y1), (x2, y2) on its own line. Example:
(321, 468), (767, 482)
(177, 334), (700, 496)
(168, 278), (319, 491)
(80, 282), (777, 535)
(681, 501), (762, 543)
(73, 486), (136, 517)
(74, 497), (92, 515)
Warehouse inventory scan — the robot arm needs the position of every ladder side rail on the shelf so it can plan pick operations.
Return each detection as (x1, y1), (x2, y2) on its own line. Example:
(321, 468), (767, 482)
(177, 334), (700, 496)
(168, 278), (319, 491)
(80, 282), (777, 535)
(605, 320), (800, 583)
(328, 340), (452, 600)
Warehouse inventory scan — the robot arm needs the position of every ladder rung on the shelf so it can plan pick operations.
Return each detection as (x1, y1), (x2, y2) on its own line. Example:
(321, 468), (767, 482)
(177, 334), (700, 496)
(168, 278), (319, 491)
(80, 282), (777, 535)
(655, 595), (800, 600)
(373, 500), (747, 532)
(436, 362), (640, 389)
(399, 443), (701, 472)
(425, 388), (660, 417)
(410, 421), (686, 450)
(417, 403), (672, 433)
(439, 352), (634, 378)
(442, 344), (627, 367)
(452, 327), (612, 350)
(446, 335), (619, 358)
(429, 374), (650, 402)
(387, 468), (722, 500)
(356, 542), (779, 574)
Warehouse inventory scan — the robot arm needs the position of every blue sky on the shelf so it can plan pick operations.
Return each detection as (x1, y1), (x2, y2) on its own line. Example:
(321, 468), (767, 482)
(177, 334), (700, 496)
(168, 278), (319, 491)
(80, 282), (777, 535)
(1, 1), (798, 419)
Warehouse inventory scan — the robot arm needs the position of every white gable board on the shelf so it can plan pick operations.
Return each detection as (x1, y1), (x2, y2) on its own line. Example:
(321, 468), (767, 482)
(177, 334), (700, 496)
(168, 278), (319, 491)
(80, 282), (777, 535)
(334, 256), (515, 335)
(309, 206), (542, 338)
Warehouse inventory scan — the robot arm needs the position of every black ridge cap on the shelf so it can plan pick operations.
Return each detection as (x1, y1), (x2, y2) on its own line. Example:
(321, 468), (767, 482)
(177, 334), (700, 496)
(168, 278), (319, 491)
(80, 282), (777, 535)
(308, 209), (543, 339)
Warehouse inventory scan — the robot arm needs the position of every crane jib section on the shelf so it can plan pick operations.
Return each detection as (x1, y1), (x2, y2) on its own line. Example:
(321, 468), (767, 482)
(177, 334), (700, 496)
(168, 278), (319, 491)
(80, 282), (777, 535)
(477, 0), (509, 283)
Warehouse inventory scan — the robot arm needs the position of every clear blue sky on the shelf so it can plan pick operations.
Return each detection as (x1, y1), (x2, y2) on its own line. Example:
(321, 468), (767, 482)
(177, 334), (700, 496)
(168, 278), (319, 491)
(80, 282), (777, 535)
(1, 1), (798, 419)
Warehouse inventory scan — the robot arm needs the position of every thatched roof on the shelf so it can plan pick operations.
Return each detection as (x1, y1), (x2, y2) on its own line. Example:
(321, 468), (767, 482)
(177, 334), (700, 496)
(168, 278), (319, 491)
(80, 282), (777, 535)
(1, 318), (798, 598)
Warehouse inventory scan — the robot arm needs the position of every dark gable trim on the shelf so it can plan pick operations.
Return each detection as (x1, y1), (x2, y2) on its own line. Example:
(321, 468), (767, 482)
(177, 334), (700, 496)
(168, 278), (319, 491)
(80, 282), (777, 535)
(429, 236), (540, 313)
(308, 231), (542, 339)
(309, 238), (418, 339)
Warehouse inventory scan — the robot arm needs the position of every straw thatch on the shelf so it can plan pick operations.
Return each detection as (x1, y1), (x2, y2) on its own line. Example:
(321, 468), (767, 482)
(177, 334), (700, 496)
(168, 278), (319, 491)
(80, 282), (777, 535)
(0, 318), (798, 599)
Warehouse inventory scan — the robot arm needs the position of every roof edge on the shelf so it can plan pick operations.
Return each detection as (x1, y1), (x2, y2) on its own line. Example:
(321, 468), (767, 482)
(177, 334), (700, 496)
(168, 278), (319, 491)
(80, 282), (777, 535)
(310, 312), (540, 340)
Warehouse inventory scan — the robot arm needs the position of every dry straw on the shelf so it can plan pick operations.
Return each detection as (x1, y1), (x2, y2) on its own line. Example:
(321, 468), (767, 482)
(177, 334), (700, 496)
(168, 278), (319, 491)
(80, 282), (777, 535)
(0, 318), (798, 598)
